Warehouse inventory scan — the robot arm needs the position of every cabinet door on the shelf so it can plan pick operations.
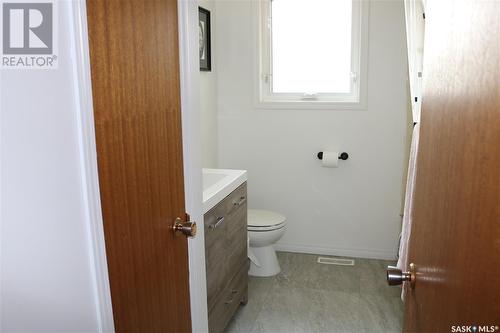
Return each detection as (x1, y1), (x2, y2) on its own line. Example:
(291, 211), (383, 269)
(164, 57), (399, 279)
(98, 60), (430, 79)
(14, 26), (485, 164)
(208, 263), (248, 333)
(204, 205), (227, 311)
(225, 186), (248, 281)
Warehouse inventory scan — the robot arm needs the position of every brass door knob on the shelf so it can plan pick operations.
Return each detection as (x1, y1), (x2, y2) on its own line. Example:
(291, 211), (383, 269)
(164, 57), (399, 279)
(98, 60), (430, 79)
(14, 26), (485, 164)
(172, 218), (197, 237)
(387, 263), (416, 287)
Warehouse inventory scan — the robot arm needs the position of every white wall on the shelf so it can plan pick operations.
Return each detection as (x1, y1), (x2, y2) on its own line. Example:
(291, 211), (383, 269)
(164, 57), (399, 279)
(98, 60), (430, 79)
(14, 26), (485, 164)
(0, 2), (101, 331)
(216, 0), (409, 259)
(199, 0), (218, 168)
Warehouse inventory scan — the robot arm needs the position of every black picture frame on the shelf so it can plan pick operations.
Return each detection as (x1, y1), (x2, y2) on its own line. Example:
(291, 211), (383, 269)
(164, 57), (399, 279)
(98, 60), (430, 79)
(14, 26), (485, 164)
(198, 7), (211, 71)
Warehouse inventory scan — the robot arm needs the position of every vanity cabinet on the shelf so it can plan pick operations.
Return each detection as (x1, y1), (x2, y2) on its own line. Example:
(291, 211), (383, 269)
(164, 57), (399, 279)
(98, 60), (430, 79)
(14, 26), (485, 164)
(204, 182), (248, 333)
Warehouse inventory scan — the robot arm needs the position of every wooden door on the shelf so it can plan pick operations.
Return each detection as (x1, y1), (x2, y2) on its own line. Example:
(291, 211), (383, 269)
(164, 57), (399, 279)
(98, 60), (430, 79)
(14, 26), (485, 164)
(404, 0), (500, 332)
(86, 1), (192, 332)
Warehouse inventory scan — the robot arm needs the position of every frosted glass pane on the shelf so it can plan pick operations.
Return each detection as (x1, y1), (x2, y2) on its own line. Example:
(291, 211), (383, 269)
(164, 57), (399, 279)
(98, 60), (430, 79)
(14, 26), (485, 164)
(271, 0), (353, 94)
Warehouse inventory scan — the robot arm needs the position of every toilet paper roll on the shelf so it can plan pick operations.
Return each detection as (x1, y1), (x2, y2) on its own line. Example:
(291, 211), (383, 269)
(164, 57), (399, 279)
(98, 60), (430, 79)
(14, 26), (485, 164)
(321, 151), (339, 168)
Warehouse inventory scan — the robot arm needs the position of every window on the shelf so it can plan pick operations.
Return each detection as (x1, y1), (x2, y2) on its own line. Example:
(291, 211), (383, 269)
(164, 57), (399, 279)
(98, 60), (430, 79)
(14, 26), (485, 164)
(258, 0), (367, 108)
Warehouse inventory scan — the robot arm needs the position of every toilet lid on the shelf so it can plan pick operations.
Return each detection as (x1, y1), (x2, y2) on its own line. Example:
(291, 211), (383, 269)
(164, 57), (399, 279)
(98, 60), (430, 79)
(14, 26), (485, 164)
(248, 209), (286, 228)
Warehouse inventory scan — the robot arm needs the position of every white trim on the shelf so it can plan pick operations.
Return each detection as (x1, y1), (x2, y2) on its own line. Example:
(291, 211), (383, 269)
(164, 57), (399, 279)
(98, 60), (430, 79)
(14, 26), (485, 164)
(177, 1), (209, 332)
(70, 1), (114, 332)
(404, 0), (425, 123)
(254, 0), (369, 110)
(274, 243), (397, 261)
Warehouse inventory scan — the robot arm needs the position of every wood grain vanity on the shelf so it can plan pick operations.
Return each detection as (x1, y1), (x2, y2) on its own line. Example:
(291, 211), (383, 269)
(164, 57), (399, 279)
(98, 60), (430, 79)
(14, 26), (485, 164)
(204, 182), (248, 333)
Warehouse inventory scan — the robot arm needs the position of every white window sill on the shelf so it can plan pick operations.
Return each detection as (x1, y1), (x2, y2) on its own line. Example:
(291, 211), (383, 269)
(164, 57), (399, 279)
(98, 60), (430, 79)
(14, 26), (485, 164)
(254, 99), (367, 111)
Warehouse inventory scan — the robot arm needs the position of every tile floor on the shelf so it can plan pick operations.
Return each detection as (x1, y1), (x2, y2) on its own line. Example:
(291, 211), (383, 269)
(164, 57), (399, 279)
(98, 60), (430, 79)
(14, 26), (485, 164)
(225, 252), (403, 333)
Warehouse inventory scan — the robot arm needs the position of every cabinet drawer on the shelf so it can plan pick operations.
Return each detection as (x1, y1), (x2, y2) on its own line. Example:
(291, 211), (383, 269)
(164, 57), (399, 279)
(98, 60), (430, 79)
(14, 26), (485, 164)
(226, 205), (247, 281)
(220, 183), (247, 217)
(226, 191), (247, 238)
(208, 262), (249, 333)
(205, 204), (226, 250)
(204, 182), (246, 249)
(205, 256), (225, 311)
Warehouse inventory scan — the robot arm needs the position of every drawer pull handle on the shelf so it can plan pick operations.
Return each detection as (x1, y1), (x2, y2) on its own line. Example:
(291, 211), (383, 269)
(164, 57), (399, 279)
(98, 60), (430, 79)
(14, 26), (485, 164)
(234, 197), (246, 206)
(231, 290), (238, 294)
(225, 298), (234, 304)
(209, 216), (224, 230)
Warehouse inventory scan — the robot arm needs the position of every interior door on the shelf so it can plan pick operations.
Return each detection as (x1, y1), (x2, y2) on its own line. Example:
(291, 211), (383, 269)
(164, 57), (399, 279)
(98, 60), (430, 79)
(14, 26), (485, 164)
(86, 0), (193, 332)
(402, 0), (500, 331)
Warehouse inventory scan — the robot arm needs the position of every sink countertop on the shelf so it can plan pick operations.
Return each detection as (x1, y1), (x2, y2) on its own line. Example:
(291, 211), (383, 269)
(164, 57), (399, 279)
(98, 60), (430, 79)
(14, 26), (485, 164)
(202, 168), (247, 213)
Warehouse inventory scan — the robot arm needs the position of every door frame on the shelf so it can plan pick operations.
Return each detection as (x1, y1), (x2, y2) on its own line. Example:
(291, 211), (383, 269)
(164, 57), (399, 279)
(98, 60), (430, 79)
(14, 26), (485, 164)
(71, 0), (208, 332)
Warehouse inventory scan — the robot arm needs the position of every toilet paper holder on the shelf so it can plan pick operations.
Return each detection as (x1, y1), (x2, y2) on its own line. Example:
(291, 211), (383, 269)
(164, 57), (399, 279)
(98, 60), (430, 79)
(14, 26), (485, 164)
(317, 152), (349, 161)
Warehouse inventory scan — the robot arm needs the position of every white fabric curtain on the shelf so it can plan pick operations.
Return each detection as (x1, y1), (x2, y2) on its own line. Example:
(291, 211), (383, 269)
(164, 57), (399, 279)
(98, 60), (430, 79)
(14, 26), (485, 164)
(397, 123), (420, 301)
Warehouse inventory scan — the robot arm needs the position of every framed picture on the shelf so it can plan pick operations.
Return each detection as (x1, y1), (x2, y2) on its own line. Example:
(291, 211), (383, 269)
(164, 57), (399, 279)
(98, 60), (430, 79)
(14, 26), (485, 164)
(198, 7), (211, 71)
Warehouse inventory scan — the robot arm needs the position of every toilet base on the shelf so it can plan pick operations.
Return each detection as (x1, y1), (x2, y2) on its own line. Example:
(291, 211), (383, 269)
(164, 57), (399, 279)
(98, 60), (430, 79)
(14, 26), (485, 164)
(248, 245), (281, 277)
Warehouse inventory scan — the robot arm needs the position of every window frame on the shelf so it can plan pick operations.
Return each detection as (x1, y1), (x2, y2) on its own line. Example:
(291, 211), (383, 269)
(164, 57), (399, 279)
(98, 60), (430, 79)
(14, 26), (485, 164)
(255, 0), (369, 110)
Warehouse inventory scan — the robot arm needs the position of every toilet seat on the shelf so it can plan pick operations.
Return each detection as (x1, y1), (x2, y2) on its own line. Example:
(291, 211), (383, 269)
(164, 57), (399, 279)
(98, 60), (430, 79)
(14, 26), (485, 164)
(248, 209), (286, 231)
(248, 223), (286, 232)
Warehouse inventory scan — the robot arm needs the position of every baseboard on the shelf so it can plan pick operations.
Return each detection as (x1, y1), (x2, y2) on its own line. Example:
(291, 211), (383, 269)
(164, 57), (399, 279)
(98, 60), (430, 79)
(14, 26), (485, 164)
(274, 242), (397, 261)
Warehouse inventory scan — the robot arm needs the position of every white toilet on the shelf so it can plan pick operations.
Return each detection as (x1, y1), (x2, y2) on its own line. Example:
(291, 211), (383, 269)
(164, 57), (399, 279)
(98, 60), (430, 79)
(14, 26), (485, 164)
(247, 209), (287, 277)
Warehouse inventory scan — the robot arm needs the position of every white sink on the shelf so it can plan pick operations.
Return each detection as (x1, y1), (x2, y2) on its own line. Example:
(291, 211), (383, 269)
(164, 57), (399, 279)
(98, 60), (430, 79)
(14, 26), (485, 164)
(202, 168), (247, 213)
